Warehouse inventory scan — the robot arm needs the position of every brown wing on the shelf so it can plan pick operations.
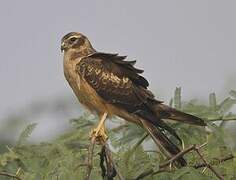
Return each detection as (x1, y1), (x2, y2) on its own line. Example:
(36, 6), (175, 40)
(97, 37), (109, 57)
(76, 52), (193, 145)
(76, 52), (156, 113)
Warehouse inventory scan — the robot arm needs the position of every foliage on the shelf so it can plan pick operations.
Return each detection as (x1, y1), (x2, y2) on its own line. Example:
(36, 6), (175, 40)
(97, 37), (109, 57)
(0, 89), (236, 180)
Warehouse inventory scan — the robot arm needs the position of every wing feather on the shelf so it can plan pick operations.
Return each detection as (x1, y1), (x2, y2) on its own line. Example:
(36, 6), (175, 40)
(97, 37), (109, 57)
(88, 52), (148, 87)
(76, 52), (198, 149)
(76, 53), (152, 112)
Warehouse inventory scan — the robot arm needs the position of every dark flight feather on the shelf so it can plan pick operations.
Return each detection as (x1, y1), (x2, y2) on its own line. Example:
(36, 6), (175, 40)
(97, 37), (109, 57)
(140, 119), (187, 167)
(152, 103), (206, 126)
(134, 109), (182, 144)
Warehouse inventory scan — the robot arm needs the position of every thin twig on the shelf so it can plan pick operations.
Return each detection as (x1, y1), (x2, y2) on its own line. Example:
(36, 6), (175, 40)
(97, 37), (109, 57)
(194, 147), (224, 180)
(134, 143), (231, 180)
(74, 163), (88, 170)
(134, 169), (153, 180)
(0, 172), (22, 180)
(132, 133), (149, 151)
(134, 145), (196, 179)
(85, 136), (96, 180)
(133, 169), (172, 180)
(198, 142), (208, 149)
(137, 153), (233, 180)
(193, 154), (234, 169)
(159, 145), (196, 168)
(124, 133), (149, 167)
(206, 117), (236, 122)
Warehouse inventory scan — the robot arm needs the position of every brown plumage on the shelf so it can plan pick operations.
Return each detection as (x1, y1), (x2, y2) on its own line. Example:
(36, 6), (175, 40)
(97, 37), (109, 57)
(61, 32), (206, 167)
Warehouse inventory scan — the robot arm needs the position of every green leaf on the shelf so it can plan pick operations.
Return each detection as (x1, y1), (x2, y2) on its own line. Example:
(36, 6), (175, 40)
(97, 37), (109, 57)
(169, 98), (173, 107)
(0, 150), (18, 167)
(219, 98), (236, 114)
(174, 167), (212, 180)
(229, 90), (236, 98)
(209, 93), (217, 110)
(1, 87), (236, 179)
(17, 123), (37, 146)
(174, 87), (182, 110)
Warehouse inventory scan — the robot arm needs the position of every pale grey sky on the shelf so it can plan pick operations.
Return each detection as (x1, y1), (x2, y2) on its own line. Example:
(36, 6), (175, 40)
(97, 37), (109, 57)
(0, 1), (236, 139)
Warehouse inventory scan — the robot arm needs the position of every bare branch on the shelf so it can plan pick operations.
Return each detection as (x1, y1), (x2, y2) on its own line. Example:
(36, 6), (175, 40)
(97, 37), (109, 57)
(85, 136), (96, 180)
(206, 116), (236, 122)
(193, 154), (234, 169)
(194, 146), (224, 180)
(159, 145), (196, 168)
(132, 133), (149, 151)
(134, 145), (196, 179)
(134, 143), (233, 180)
(0, 172), (22, 180)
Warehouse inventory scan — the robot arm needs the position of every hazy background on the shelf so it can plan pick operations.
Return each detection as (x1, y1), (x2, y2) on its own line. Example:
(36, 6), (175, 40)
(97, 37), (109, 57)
(0, 1), (235, 143)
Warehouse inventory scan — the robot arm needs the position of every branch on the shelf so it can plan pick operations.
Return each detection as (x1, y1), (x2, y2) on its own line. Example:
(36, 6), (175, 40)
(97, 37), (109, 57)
(194, 146), (224, 180)
(85, 136), (96, 180)
(206, 116), (236, 122)
(0, 172), (22, 180)
(193, 154), (234, 169)
(134, 145), (196, 180)
(159, 145), (196, 168)
(132, 133), (149, 151)
(85, 135), (124, 180)
(134, 143), (232, 180)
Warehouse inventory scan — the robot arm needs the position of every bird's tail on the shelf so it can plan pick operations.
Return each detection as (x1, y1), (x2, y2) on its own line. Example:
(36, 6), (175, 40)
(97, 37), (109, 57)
(152, 103), (206, 126)
(140, 119), (187, 167)
(134, 109), (186, 166)
(132, 99), (206, 167)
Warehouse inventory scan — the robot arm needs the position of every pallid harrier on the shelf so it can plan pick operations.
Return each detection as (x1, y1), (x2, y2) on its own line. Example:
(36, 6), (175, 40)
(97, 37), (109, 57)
(61, 32), (206, 166)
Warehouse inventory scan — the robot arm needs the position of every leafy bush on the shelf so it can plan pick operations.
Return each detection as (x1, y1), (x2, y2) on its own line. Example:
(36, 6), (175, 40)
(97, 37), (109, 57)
(0, 89), (236, 180)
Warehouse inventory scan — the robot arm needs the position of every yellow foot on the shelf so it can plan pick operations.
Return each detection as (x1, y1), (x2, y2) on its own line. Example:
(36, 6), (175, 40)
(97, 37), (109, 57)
(90, 127), (108, 144)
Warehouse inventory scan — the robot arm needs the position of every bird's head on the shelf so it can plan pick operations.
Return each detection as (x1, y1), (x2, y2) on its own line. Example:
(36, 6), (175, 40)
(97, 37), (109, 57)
(61, 32), (95, 56)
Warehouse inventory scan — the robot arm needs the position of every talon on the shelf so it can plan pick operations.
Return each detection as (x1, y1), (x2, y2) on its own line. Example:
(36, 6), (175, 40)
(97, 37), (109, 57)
(89, 112), (108, 144)
(89, 127), (108, 143)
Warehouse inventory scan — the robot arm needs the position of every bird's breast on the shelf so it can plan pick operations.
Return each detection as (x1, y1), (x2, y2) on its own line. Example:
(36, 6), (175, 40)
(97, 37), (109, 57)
(63, 56), (108, 115)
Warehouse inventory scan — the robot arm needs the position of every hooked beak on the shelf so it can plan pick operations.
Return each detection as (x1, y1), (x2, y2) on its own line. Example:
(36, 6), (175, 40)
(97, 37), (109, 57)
(61, 42), (66, 52)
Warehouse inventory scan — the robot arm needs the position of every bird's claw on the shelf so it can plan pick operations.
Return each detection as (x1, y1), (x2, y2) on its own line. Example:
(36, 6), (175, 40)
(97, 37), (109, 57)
(90, 128), (108, 144)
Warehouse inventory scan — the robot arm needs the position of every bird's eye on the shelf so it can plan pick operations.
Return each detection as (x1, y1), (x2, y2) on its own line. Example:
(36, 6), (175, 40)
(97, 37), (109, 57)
(69, 37), (77, 43)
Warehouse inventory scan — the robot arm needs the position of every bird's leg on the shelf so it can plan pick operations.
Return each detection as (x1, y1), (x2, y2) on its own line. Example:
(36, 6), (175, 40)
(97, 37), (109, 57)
(90, 112), (108, 143)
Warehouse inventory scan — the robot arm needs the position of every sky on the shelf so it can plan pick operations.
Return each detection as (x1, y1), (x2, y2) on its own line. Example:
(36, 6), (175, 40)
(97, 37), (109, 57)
(0, 1), (236, 140)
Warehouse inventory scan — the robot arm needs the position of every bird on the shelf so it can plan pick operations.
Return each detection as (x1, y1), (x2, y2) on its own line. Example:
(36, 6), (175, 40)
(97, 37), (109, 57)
(61, 32), (206, 167)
